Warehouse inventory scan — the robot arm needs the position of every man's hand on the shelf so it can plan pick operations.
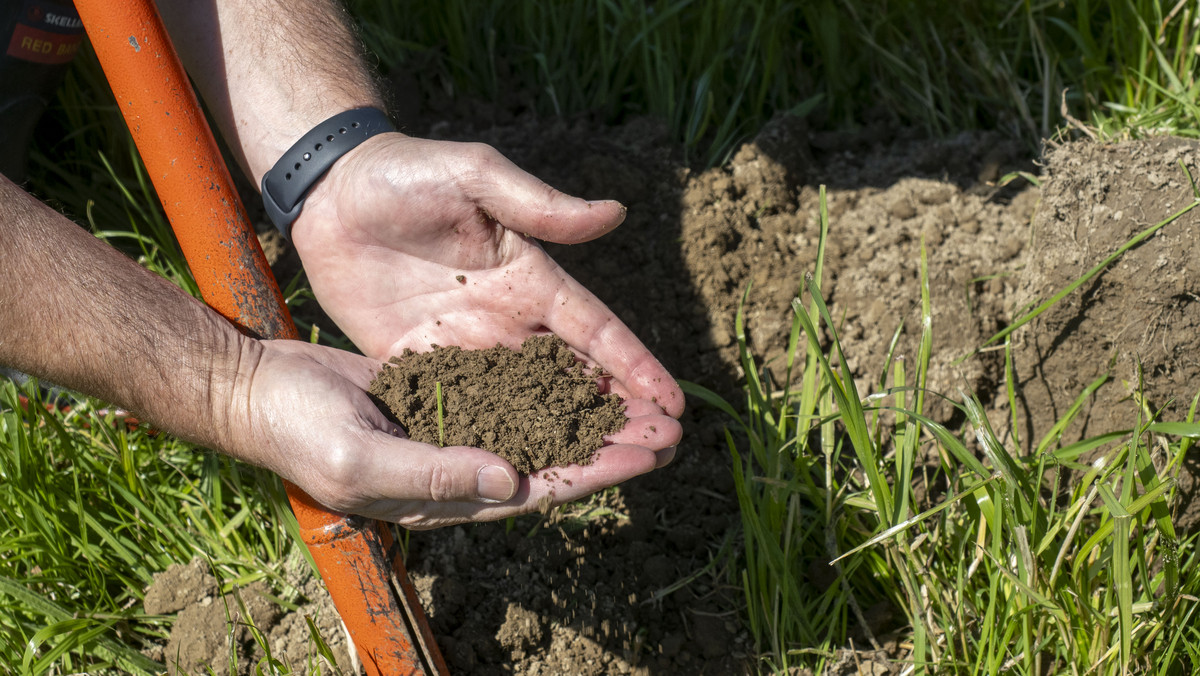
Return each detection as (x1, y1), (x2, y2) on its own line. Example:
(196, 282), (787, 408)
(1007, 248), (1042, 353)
(291, 133), (685, 419)
(156, 0), (684, 519)
(0, 172), (681, 529)
(228, 339), (682, 530)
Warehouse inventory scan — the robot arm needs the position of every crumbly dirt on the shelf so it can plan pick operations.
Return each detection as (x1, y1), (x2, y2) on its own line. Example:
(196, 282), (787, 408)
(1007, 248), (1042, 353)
(368, 335), (626, 474)
(1009, 137), (1200, 532)
(144, 555), (353, 675)
(167, 106), (1200, 675)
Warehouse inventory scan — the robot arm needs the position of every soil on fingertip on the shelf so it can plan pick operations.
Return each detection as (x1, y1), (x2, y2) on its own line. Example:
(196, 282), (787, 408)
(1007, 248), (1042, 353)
(368, 334), (626, 474)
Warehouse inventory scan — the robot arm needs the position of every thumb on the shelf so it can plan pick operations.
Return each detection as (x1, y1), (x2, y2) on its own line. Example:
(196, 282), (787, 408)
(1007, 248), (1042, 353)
(467, 146), (626, 244)
(359, 432), (521, 505)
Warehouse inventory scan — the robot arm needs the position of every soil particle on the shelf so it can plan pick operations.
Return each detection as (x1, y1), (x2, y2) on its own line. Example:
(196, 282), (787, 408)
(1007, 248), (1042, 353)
(690, 612), (734, 659)
(369, 334), (626, 474)
(143, 557), (216, 616)
(496, 602), (546, 653)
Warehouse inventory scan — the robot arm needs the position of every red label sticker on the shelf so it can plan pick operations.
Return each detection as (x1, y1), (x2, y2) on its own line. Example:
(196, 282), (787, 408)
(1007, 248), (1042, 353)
(7, 23), (82, 64)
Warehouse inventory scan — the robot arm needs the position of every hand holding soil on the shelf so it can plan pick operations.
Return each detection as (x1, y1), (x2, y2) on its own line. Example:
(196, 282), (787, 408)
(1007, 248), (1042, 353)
(370, 335), (630, 475)
(288, 133), (684, 419)
(222, 338), (679, 531)
(276, 134), (684, 527)
(370, 335), (682, 527)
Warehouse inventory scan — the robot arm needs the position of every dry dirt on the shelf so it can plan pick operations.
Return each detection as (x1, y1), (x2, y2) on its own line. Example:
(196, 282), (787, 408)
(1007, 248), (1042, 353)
(369, 335), (625, 474)
(155, 107), (1200, 674)
(145, 554), (353, 675)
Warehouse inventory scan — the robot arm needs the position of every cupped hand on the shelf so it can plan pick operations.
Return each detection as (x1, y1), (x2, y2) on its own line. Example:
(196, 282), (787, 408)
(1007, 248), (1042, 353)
(229, 339), (682, 530)
(289, 133), (684, 418)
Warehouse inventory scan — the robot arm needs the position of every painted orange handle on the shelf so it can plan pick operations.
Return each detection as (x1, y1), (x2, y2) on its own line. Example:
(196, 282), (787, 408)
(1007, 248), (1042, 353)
(73, 2), (448, 674)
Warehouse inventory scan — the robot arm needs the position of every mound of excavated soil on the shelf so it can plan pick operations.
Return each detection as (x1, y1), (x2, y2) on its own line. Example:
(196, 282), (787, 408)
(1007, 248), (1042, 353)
(1012, 137), (1200, 435)
(170, 105), (1200, 674)
(368, 335), (626, 474)
(1010, 137), (1200, 530)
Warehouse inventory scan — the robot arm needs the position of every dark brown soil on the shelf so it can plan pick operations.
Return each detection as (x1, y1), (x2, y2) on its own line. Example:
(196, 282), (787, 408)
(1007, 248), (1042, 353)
(154, 102), (1200, 673)
(385, 115), (1040, 676)
(368, 335), (626, 474)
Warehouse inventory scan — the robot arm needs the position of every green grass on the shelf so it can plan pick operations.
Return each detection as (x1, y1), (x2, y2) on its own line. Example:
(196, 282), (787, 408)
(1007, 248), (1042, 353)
(0, 376), (354, 674)
(685, 187), (1200, 674)
(351, 0), (1200, 163)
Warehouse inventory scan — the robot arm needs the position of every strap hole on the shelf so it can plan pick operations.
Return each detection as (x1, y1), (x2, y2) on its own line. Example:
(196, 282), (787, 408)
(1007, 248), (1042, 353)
(303, 152), (311, 161)
(314, 143), (323, 151)
(339, 127), (347, 134)
(285, 172), (292, 180)
(326, 134), (334, 142)
(293, 162), (301, 170)
(351, 122), (360, 128)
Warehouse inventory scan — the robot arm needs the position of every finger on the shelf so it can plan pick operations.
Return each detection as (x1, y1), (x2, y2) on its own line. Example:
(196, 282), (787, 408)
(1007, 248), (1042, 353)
(654, 445), (677, 468)
(525, 444), (658, 501)
(465, 145), (627, 244)
(607, 411), (683, 451)
(382, 443), (659, 529)
(348, 434), (521, 507)
(613, 401), (680, 468)
(620, 398), (669, 418)
(544, 279), (685, 418)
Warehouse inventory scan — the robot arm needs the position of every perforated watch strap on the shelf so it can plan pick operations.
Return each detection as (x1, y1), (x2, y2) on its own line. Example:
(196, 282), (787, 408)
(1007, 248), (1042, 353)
(261, 107), (394, 239)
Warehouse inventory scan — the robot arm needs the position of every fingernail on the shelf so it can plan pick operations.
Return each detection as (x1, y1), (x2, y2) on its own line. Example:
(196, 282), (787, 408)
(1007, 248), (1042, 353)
(477, 465), (516, 502)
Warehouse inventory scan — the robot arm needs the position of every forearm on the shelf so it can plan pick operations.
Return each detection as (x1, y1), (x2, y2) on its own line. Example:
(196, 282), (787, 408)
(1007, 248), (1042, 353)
(0, 178), (248, 456)
(156, 0), (385, 184)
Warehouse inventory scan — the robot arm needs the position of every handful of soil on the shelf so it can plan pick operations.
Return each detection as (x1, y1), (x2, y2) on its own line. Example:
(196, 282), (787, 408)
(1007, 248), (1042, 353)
(368, 335), (626, 474)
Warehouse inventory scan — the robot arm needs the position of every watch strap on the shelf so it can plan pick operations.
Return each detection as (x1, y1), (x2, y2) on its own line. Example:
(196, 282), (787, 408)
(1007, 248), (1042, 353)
(261, 107), (394, 238)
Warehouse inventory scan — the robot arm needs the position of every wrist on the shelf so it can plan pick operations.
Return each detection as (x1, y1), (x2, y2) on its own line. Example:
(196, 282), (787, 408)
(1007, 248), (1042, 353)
(204, 331), (274, 467)
(144, 305), (256, 456)
(246, 99), (386, 183)
(288, 131), (399, 250)
(260, 108), (395, 239)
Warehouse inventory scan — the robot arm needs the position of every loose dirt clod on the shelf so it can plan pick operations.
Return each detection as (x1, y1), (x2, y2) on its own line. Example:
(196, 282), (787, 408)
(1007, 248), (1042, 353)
(369, 335), (626, 474)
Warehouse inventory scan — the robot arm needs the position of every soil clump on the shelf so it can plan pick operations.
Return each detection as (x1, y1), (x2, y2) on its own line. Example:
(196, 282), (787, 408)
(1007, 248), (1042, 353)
(369, 334), (626, 474)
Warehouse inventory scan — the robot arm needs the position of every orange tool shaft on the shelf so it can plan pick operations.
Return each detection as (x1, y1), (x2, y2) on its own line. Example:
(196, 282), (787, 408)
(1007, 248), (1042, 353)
(73, 2), (448, 673)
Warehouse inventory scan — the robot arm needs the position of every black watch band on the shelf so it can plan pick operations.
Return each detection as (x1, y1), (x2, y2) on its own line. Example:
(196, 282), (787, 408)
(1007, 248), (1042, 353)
(261, 107), (394, 239)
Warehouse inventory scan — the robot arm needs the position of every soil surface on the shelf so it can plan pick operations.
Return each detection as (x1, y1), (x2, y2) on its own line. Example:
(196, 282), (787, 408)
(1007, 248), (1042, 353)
(157, 103), (1200, 673)
(369, 335), (625, 474)
(144, 555), (353, 675)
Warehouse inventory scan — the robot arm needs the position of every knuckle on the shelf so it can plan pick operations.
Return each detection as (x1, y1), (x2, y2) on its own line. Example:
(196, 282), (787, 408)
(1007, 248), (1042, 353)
(426, 462), (464, 502)
(321, 443), (361, 494)
(456, 142), (502, 175)
(463, 141), (499, 163)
